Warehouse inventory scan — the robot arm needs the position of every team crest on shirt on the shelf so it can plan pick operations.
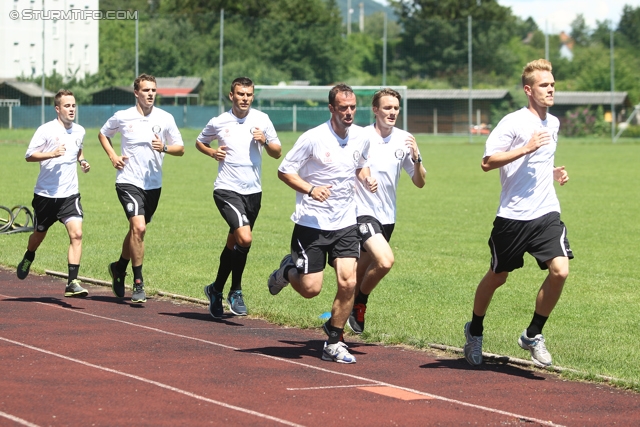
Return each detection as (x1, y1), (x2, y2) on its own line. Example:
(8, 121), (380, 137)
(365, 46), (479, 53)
(352, 150), (361, 161)
(75, 138), (82, 148)
(152, 125), (161, 134)
(323, 151), (333, 164)
(395, 149), (404, 160)
(37, 225), (45, 231)
(295, 258), (304, 269)
(124, 124), (133, 133)
(241, 214), (249, 224)
(359, 224), (368, 235)
(126, 203), (134, 213)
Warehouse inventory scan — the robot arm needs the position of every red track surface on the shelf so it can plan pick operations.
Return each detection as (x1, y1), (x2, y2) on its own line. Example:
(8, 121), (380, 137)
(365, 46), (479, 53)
(1, 268), (639, 426)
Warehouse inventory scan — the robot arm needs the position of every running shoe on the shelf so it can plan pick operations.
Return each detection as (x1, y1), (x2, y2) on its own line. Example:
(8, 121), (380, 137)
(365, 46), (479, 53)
(108, 262), (126, 298)
(347, 303), (367, 334)
(64, 279), (88, 298)
(463, 321), (483, 366)
(204, 284), (223, 318)
(131, 280), (146, 303)
(322, 341), (356, 364)
(227, 290), (247, 316)
(17, 258), (32, 280)
(268, 254), (294, 295)
(518, 330), (552, 367)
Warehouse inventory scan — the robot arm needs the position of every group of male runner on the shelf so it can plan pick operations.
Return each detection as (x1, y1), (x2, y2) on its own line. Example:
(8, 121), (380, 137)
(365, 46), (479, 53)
(16, 58), (572, 367)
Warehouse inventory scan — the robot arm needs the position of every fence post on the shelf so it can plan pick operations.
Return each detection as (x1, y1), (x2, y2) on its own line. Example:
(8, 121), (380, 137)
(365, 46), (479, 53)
(292, 104), (297, 133)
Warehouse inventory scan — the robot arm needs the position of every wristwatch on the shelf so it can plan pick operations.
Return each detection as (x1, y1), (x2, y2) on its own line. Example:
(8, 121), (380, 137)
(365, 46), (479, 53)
(412, 154), (422, 164)
(162, 144), (168, 153)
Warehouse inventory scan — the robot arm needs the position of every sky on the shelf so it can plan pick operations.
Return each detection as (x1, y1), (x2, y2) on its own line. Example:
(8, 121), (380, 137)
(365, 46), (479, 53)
(372, 0), (640, 33)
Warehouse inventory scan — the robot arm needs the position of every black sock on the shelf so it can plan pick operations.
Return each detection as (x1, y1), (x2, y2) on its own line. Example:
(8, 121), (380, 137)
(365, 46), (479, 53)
(326, 323), (344, 345)
(24, 250), (36, 262)
(355, 291), (369, 305)
(526, 312), (548, 338)
(469, 312), (485, 337)
(68, 264), (79, 283)
(213, 246), (234, 293)
(132, 265), (143, 283)
(230, 244), (250, 292)
(116, 255), (129, 274)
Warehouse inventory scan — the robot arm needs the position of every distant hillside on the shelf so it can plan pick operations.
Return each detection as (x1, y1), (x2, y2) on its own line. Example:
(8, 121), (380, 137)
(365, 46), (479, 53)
(335, 0), (398, 22)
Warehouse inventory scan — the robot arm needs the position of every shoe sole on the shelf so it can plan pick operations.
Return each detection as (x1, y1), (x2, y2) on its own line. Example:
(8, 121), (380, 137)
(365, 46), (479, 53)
(346, 316), (363, 335)
(226, 298), (247, 316)
(131, 297), (146, 303)
(204, 285), (223, 318)
(108, 263), (125, 298)
(64, 290), (88, 298)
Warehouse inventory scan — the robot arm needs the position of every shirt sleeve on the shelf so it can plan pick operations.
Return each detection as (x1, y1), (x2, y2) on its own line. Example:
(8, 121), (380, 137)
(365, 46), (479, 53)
(196, 119), (218, 145)
(357, 136), (370, 168)
(25, 125), (48, 158)
(484, 117), (516, 158)
(165, 114), (184, 147)
(264, 118), (281, 146)
(278, 134), (313, 174)
(100, 113), (120, 138)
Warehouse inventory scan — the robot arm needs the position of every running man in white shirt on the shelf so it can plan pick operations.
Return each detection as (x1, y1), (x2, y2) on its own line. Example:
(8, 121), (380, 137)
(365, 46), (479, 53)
(197, 77), (282, 317)
(99, 74), (185, 304)
(348, 88), (426, 335)
(17, 89), (91, 297)
(268, 84), (377, 364)
(463, 59), (572, 368)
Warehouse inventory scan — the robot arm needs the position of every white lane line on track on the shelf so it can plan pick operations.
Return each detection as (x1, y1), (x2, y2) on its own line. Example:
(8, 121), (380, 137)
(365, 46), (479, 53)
(287, 384), (379, 391)
(0, 411), (40, 427)
(0, 337), (305, 427)
(0, 295), (566, 427)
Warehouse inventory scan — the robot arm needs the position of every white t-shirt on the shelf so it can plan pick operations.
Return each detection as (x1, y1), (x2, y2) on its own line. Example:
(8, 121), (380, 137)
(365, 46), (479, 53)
(26, 119), (85, 198)
(100, 106), (184, 190)
(197, 108), (280, 195)
(484, 107), (561, 220)
(278, 121), (370, 231)
(355, 124), (417, 225)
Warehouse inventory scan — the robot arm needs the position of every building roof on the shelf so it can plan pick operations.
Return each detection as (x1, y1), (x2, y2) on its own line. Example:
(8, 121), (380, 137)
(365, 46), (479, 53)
(407, 89), (511, 100)
(553, 91), (630, 106)
(156, 77), (202, 96)
(0, 80), (55, 97)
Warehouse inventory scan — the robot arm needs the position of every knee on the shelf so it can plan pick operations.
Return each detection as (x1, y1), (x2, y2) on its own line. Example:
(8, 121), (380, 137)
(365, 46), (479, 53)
(299, 287), (321, 299)
(549, 265), (569, 283)
(69, 229), (82, 242)
(377, 255), (394, 272)
(131, 224), (146, 239)
(236, 235), (253, 248)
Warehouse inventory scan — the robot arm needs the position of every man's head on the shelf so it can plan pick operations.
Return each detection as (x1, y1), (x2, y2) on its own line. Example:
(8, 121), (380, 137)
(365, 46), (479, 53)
(134, 73), (157, 109)
(372, 88), (401, 129)
(328, 83), (357, 130)
(229, 77), (254, 118)
(522, 59), (555, 109)
(54, 89), (76, 127)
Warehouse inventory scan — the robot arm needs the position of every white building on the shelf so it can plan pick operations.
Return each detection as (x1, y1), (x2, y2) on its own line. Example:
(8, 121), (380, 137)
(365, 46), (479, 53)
(0, 0), (99, 80)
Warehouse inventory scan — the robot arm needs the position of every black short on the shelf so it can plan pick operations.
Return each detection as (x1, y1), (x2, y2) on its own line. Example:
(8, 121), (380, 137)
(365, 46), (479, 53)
(357, 215), (394, 251)
(115, 183), (161, 224)
(32, 193), (83, 232)
(213, 189), (261, 233)
(488, 211), (573, 273)
(290, 224), (360, 274)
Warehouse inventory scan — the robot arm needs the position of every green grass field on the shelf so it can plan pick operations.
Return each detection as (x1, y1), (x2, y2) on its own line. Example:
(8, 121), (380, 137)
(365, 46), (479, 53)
(1, 129), (639, 389)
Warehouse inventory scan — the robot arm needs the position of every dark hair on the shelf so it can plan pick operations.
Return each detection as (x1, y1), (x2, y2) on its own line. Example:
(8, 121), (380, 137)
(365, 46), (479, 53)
(54, 89), (74, 107)
(134, 73), (156, 91)
(328, 83), (354, 106)
(230, 77), (254, 93)
(372, 88), (401, 108)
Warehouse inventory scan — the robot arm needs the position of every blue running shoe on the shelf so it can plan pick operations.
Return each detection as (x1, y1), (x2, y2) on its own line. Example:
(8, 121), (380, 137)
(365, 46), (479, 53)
(204, 284), (223, 318)
(322, 342), (356, 364)
(227, 290), (247, 316)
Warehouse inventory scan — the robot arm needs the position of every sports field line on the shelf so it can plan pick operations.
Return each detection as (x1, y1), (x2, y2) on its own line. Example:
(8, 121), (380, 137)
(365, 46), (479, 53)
(0, 336), (306, 427)
(0, 410), (40, 427)
(0, 293), (566, 427)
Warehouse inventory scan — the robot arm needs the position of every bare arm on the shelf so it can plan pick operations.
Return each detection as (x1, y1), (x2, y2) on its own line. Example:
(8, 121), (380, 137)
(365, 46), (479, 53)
(196, 140), (227, 161)
(252, 127), (281, 159)
(76, 148), (90, 173)
(25, 144), (66, 162)
(356, 167), (377, 193)
(405, 135), (426, 188)
(99, 132), (128, 170)
(278, 170), (332, 202)
(481, 130), (551, 172)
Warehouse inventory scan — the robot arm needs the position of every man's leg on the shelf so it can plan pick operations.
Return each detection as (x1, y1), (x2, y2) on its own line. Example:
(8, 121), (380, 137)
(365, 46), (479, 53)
(464, 269), (508, 366)
(518, 256), (569, 367)
(63, 220), (88, 297)
(350, 236), (394, 333)
(128, 215), (147, 303)
(226, 225), (252, 315)
(17, 230), (47, 279)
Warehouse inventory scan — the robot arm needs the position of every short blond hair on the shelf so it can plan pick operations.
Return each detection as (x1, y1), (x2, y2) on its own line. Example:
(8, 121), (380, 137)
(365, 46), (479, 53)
(522, 59), (552, 87)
